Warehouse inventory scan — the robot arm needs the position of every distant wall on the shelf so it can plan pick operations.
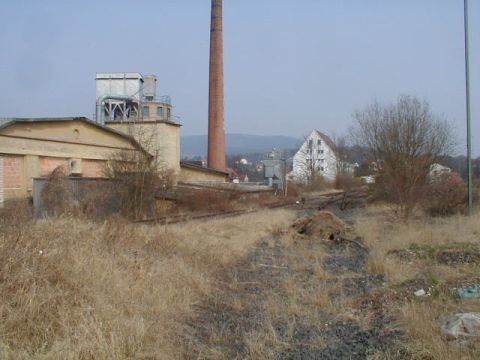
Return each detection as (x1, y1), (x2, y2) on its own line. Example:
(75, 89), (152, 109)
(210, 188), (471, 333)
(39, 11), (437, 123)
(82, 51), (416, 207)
(4, 155), (23, 190)
(83, 159), (107, 177)
(107, 122), (181, 177)
(179, 166), (226, 182)
(39, 157), (68, 176)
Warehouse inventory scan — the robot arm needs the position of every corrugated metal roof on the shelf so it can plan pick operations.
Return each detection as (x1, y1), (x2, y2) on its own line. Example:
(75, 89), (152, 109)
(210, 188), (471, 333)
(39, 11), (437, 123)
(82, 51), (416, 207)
(95, 72), (143, 80)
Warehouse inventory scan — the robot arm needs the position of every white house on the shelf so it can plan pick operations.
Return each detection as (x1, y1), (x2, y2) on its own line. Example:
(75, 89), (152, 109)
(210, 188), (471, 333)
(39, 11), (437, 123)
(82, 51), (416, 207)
(429, 163), (451, 179)
(292, 130), (338, 182)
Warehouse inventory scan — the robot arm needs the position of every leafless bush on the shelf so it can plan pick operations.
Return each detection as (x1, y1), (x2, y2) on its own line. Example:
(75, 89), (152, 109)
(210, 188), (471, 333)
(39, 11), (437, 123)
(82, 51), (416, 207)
(334, 174), (361, 191)
(286, 181), (302, 198)
(423, 174), (467, 216)
(181, 189), (241, 212)
(303, 175), (330, 192)
(0, 199), (32, 226)
(41, 166), (76, 216)
(351, 95), (454, 219)
(106, 149), (175, 220)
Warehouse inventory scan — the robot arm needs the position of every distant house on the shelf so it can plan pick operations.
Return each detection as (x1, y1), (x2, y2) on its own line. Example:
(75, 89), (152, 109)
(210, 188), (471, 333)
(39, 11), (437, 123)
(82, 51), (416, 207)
(429, 163), (451, 179)
(291, 130), (338, 182)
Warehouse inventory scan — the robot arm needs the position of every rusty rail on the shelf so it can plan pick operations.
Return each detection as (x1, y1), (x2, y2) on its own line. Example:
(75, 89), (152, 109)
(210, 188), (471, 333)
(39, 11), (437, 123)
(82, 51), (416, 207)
(135, 189), (368, 225)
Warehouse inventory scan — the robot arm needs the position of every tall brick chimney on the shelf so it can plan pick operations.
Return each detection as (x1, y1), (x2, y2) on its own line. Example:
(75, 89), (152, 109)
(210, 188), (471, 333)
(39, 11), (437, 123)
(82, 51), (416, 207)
(207, 0), (226, 171)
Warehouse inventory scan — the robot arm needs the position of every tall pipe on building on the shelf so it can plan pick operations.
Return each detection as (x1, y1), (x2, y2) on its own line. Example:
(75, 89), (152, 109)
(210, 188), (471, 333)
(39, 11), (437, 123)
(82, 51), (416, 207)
(207, 0), (226, 171)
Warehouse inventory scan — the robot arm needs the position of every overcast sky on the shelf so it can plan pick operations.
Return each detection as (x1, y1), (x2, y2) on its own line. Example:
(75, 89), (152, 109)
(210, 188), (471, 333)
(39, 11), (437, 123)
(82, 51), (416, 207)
(0, 0), (478, 154)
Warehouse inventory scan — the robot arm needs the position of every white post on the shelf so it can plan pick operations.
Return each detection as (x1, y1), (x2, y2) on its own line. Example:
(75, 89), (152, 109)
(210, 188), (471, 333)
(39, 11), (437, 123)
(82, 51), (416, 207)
(0, 156), (4, 208)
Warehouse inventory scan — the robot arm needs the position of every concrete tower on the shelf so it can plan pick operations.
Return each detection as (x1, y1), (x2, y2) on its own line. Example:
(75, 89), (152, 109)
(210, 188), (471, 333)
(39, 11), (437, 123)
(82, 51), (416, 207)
(207, 0), (226, 171)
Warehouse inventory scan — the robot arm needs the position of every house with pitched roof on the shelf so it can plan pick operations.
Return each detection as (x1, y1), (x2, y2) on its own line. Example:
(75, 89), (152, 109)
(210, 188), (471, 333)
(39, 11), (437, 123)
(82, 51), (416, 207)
(291, 130), (338, 183)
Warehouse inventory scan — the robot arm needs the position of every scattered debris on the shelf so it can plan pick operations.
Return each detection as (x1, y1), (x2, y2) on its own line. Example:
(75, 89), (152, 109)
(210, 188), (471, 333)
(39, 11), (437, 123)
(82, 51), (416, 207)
(414, 289), (426, 297)
(389, 243), (480, 265)
(441, 313), (480, 340)
(457, 286), (480, 300)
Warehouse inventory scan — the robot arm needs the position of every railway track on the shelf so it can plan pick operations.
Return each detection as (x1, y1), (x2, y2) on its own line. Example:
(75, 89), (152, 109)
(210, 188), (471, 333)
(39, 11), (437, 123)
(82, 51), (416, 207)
(135, 189), (368, 225)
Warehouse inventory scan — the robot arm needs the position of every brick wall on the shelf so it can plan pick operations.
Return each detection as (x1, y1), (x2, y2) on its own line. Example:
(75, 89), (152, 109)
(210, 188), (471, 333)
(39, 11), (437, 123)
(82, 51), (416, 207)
(39, 157), (68, 177)
(83, 159), (107, 177)
(3, 155), (23, 189)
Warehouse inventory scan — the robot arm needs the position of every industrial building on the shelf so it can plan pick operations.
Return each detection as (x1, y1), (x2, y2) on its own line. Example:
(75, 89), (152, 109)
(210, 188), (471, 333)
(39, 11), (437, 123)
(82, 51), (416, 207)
(95, 72), (181, 176)
(0, 72), (227, 208)
(0, 117), (146, 206)
(262, 149), (287, 191)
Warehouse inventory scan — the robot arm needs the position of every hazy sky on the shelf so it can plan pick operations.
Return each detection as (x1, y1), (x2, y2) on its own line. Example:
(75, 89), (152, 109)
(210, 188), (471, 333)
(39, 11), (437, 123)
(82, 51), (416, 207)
(0, 0), (478, 154)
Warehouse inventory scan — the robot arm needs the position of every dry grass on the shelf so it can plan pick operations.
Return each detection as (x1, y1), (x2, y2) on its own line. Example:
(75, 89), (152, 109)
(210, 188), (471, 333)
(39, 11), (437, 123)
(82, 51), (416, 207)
(0, 208), (294, 359)
(356, 205), (480, 284)
(400, 301), (480, 359)
(355, 205), (480, 359)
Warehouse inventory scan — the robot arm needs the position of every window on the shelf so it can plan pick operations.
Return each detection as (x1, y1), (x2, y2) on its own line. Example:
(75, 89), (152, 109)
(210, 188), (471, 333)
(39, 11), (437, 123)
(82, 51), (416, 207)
(143, 106), (150, 117)
(320, 167), (325, 172)
(308, 139), (313, 148)
(320, 159), (325, 163)
(317, 140), (322, 146)
(167, 107), (171, 120)
(320, 149), (324, 154)
(157, 106), (164, 117)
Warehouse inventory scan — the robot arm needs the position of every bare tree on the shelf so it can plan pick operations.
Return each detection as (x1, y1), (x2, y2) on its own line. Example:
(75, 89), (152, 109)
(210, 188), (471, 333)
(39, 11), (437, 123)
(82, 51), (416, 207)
(351, 95), (454, 218)
(332, 135), (351, 176)
(105, 125), (175, 219)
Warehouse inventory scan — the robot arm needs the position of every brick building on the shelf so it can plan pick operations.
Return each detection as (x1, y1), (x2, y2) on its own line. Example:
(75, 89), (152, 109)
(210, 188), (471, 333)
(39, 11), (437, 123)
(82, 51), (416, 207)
(0, 117), (145, 206)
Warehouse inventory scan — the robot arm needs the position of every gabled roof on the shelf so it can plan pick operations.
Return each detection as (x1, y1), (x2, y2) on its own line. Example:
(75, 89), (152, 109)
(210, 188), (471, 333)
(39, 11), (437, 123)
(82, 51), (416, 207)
(313, 129), (337, 151)
(0, 117), (147, 152)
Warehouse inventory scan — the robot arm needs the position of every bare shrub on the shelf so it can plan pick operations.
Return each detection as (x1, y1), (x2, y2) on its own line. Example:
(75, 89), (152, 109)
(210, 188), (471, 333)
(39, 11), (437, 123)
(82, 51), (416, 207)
(351, 95), (454, 219)
(41, 166), (75, 216)
(181, 189), (241, 212)
(0, 199), (32, 226)
(334, 174), (361, 191)
(286, 181), (302, 198)
(424, 173), (467, 216)
(303, 175), (330, 193)
(106, 150), (175, 220)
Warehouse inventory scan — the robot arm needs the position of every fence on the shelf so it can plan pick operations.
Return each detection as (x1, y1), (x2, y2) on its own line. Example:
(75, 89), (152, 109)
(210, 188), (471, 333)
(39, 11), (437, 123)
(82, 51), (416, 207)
(33, 177), (119, 218)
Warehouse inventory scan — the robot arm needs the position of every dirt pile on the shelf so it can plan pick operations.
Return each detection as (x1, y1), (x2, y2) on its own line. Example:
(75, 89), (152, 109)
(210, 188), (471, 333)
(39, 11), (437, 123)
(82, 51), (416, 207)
(292, 211), (348, 240)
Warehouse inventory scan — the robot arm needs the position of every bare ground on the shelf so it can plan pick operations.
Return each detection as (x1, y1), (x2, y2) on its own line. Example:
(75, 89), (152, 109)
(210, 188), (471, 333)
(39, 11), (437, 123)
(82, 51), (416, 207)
(179, 205), (409, 359)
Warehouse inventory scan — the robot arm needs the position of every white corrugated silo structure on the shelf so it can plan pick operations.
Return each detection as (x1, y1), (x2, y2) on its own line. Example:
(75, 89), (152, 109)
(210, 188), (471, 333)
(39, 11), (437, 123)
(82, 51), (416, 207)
(95, 72), (144, 124)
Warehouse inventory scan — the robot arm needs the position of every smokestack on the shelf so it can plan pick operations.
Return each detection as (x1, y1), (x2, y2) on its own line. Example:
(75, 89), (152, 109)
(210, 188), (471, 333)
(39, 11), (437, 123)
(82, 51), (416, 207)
(207, 0), (226, 171)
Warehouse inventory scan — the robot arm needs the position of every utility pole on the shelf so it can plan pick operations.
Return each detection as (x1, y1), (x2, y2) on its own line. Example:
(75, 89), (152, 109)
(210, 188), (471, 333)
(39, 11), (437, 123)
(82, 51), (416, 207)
(464, 0), (473, 214)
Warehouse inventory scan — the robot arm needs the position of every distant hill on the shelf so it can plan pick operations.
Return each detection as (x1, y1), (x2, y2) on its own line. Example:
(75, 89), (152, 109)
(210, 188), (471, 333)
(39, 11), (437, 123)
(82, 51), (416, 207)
(181, 133), (301, 157)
